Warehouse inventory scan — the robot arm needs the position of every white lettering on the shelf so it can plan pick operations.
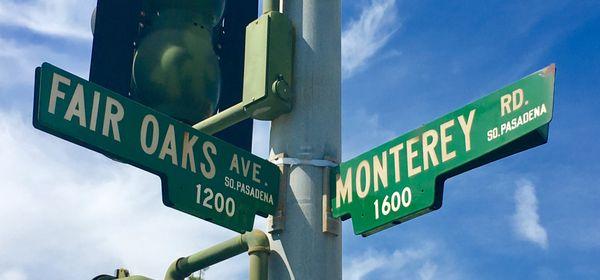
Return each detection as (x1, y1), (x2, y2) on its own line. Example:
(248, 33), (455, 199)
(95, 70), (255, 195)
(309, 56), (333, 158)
(181, 132), (198, 173)
(64, 84), (87, 127)
(356, 160), (371, 199)
(252, 163), (261, 184)
(421, 129), (439, 171)
(458, 109), (476, 152)
(373, 152), (388, 192)
(389, 143), (404, 183)
(440, 119), (456, 162)
(159, 124), (178, 166)
(201, 141), (217, 179)
(140, 114), (159, 155)
(336, 168), (353, 208)
(48, 73), (69, 114)
(89, 91), (101, 132)
(102, 97), (124, 142)
(406, 136), (421, 177)
(230, 154), (240, 174)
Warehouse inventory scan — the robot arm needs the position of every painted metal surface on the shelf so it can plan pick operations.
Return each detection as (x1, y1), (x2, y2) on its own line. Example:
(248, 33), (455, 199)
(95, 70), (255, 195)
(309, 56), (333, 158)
(193, 8), (294, 133)
(213, 0), (258, 152)
(33, 63), (280, 233)
(165, 230), (269, 280)
(242, 11), (294, 120)
(131, 1), (225, 124)
(267, 0), (343, 278)
(332, 65), (556, 236)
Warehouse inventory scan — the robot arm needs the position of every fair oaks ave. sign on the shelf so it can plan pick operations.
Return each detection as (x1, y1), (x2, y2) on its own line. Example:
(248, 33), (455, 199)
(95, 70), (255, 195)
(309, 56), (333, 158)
(332, 64), (556, 236)
(33, 63), (280, 233)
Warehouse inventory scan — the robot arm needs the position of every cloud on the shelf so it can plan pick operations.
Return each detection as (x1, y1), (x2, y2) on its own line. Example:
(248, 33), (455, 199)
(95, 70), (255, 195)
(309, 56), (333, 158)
(345, 250), (388, 280)
(417, 261), (438, 280)
(512, 180), (549, 249)
(0, 269), (27, 280)
(344, 242), (464, 280)
(342, 0), (400, 78)
(0, 0), (94, 41)
(0, 37), (89, 91)
(0, 111), (255, 279)
(342, 108), (396, 160)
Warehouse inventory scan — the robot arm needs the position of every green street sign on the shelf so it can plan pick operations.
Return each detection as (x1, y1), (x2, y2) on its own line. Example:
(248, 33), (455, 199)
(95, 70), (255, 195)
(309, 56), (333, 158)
(332, 64), (556, 236)
(33, 63), (280, 233)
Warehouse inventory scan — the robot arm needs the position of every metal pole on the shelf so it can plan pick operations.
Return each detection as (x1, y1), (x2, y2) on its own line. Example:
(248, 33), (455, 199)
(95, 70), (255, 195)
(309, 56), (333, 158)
(268, 0), (342, 279)
(192, 102), (249, 135)
(249, 249), (269, 280)
(245, 230), (270, 280)
(164, 230), (270, 280)
(262, 0), (280, 14)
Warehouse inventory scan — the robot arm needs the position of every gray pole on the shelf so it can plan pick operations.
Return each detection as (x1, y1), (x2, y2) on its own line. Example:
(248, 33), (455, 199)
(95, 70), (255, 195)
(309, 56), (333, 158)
(268, 0), (342, 279)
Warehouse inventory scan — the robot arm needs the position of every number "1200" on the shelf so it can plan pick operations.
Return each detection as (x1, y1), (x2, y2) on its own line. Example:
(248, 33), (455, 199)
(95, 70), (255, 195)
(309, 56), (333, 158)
(374, 187), (412, 220)
(196, 184), (235, 217)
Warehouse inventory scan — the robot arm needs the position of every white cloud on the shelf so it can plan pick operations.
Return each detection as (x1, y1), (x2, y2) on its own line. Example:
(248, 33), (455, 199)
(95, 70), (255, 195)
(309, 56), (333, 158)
(0, 37), (90, 91)
(0, 111), (256, 279)
(342, 0), (400, 78)
(342, 108), (396, 160)
(512, 180), (549, 249)
(345, 250), (387, 280)
(417, 261), (437, 280)
(344, 242), (463, 280)
(0, 0), (94, 40)
(0, 268), (27, 280)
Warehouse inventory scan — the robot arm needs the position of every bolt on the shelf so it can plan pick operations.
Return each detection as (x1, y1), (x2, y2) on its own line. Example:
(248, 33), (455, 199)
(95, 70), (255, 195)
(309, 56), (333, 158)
(272, 77), (290, 101)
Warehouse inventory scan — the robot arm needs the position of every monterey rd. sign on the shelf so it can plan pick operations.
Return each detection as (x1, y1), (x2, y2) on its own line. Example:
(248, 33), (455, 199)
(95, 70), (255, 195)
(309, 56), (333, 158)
(332, 64), (556, 236)
(33, 63), (280, 233)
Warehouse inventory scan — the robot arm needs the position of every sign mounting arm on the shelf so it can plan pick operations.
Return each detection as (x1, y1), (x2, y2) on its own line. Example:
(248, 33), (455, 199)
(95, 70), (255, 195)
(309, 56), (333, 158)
(193, 3), (294, 135)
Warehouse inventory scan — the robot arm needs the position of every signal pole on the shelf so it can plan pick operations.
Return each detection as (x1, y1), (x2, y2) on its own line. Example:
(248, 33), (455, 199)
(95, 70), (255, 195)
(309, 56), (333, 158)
(268, 0), (342, 279)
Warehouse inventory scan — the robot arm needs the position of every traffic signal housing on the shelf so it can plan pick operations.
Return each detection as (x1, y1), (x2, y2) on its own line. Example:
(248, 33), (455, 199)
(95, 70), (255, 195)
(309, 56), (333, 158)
(89, 0), (256, 151)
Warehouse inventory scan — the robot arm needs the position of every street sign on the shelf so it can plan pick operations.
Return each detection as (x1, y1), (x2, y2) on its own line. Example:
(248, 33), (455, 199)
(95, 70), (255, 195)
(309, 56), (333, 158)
(33, 63), (280, 233)
(332, 64), (556, 236)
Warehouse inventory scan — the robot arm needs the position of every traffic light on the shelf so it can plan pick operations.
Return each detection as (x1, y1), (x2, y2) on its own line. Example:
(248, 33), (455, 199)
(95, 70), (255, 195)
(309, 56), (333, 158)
(131, 0), (225, 124)
(89, 0), (141, 97)
(89, 0), (256, 151)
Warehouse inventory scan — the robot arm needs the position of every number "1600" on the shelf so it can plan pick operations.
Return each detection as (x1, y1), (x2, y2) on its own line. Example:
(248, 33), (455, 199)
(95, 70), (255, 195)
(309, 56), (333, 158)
(374, 187), (412, 220)
(196, 184), (235, 217)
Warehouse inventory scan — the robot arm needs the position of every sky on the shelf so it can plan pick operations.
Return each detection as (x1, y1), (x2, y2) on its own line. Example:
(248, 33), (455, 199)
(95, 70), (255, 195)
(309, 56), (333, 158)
(0, 0), (599, 279)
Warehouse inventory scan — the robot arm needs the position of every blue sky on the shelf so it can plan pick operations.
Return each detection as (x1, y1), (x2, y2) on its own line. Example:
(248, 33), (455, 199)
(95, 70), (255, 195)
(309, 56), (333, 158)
(0, 0), (598, 279)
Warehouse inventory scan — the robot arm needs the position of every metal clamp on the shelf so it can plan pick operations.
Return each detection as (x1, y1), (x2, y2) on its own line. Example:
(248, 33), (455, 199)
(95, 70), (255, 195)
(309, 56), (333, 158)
(267, 153), (288, 234)
(270, 157), (337, 167)
(322, 156), (341, 236)
(267, 154), (341, 236)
